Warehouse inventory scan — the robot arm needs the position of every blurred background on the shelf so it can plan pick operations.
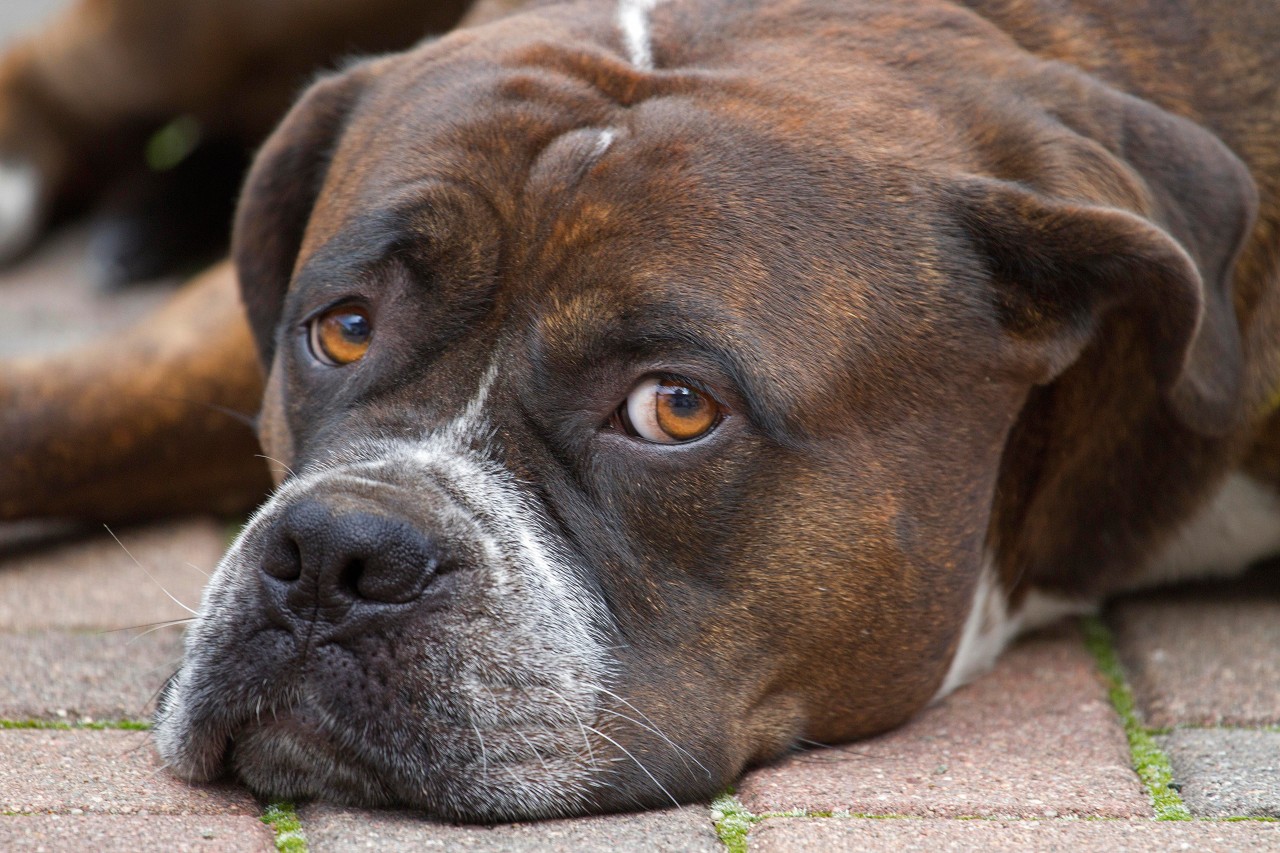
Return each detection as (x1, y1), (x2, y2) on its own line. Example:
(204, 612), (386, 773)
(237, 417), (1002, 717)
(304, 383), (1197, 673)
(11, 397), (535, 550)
(0, 2), (60, 44)
(0, 0), (176, 360)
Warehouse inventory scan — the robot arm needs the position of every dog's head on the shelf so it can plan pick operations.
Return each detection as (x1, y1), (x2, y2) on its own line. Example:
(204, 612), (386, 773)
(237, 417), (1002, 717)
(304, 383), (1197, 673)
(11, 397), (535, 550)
(153, 0), (1256, 820)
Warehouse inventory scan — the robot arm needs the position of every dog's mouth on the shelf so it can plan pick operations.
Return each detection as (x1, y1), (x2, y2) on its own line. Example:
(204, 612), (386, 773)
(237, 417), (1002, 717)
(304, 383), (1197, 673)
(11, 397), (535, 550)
(227, 701), (400, 807)
(155, 664), (410, 808)
(155, 646), (615, 818)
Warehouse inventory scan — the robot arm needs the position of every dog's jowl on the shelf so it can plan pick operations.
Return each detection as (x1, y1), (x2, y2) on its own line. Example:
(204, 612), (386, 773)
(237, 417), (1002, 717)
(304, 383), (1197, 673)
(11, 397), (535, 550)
(2, 0), (1278, 821)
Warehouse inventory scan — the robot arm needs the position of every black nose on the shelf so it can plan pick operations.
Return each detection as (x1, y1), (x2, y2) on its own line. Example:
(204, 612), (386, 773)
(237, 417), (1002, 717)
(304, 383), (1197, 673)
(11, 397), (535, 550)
(261, 499), (443, 610)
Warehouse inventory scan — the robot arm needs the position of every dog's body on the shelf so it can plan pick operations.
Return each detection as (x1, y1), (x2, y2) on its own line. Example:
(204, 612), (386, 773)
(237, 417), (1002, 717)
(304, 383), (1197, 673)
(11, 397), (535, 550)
(1, 0), (1278, 821)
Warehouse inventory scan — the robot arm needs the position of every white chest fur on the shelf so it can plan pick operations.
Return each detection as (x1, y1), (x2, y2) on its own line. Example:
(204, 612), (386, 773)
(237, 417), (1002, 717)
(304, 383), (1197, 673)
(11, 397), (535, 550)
(933, 472), (1280, 702)
(1128, 472), (1280, 591)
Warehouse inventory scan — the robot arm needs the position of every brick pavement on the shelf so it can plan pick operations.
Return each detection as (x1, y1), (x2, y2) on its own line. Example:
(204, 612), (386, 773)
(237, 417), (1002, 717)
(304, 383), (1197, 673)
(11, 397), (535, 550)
(2, 234), (1277, 850)
(1, 6), (1278, 847)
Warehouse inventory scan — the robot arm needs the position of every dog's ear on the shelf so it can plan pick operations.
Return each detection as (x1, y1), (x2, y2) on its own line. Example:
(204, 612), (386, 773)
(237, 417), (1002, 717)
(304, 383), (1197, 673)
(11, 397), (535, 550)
(952, 95), (1258, 436)
(233, 70), (367, 366)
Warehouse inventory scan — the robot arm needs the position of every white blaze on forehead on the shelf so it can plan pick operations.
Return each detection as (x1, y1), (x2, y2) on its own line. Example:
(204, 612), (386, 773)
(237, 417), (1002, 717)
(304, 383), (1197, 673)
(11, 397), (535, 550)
(590, 129), (618, 162)
(617, 0), (667, 70)
(390, 361), (611, 644)
(445, 361), (499, 445)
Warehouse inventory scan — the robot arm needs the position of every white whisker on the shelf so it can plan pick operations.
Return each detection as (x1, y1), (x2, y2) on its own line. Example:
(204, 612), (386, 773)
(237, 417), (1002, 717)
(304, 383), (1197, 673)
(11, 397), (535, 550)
(547, 686), (597, 767)
(104, 525), (197, 615)
(183, 561), (209, 578)
(515, 728), (553, 778)
(126, 619), (196, 643)
(256, 454), (297, 479)
(585, 725), (680, 808)
(596, 707), (710, 779)
(471, 722), (490, 777)
(589, 684), (710, 777)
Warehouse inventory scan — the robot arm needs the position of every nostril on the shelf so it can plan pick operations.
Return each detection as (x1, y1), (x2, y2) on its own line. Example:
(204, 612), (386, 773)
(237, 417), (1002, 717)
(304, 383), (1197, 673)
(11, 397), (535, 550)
(262, 499), (331, 585)
(339, 558), (365, 600)
(352, 549), (442, 604)
(261, 532), (303, 582)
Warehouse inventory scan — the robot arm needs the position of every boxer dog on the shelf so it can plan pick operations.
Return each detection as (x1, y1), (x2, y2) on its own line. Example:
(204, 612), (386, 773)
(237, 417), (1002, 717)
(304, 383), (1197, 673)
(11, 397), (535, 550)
(1, 0), (1277, 822)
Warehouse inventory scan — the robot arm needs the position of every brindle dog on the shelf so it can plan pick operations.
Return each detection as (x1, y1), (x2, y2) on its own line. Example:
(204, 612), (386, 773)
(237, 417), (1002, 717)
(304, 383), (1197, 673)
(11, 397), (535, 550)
(1, 0), (1277, 821)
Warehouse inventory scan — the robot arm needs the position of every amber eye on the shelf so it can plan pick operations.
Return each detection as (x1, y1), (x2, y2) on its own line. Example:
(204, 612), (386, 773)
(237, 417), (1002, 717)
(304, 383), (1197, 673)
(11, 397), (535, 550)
(309, 303), (372, 366)
(618, 376), (723, 444)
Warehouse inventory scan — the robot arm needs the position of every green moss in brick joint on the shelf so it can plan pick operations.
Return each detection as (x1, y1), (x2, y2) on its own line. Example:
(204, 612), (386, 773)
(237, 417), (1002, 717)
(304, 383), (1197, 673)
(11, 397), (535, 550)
(1081, 616), (1192, 821)
(262, 802), (307, 853)
(0, 719), (150, 731)
(711, 791), (917, 850)
(711, 793), (755, 853)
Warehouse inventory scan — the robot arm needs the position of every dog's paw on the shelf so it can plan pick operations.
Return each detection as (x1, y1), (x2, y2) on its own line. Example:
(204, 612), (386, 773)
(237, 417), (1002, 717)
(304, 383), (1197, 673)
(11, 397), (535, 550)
(0, 157), (41, 265)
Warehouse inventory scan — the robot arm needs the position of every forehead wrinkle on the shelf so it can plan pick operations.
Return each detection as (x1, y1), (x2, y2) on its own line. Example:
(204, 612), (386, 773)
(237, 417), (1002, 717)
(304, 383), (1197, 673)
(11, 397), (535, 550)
(524, 127), (620, 205)
(519, 126), (624, 270)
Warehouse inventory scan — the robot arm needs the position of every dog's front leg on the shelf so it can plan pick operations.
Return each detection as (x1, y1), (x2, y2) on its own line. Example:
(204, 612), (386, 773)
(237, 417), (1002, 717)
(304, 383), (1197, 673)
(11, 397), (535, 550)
(1, 262), (271, 523)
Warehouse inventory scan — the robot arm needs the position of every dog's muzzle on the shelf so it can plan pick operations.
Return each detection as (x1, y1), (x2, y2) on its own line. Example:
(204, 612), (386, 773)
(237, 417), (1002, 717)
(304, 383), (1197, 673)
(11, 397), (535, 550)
(152, 442), (619, 819)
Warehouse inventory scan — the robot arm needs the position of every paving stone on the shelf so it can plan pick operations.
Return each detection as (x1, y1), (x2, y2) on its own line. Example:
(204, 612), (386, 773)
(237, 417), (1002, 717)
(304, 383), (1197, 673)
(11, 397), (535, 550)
(737, 626), (1150, 818)
(0, 815), (274, 852)
(748, 817), (1280, 852)
(0, 518), (224, 632)
(1160, 729), (1280, 818)
(1108, 566), (1280, 728)
(0, 730), (259, 815)
(0, 630), (181, 723)
(301, 804), (721, 852)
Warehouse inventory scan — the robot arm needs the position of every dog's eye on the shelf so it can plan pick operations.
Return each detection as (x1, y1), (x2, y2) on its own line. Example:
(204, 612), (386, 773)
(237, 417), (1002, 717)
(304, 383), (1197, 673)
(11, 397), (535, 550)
(309, 303), (372, 366)
(616, 376), (723, 444)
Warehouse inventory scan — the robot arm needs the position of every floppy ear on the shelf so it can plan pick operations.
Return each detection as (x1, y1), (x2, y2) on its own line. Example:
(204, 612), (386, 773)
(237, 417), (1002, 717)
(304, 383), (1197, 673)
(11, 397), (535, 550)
(952, 94), (1258, 437)
(233, 70), (367, 366)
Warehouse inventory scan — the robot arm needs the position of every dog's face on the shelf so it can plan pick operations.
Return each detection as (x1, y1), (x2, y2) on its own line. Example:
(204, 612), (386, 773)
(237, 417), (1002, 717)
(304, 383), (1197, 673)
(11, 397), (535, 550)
(153, 1), (1253, 820)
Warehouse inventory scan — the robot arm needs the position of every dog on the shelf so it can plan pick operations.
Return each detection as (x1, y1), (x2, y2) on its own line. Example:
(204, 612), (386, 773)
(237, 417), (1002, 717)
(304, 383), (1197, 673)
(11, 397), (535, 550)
(1, 0), (1277, 823)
